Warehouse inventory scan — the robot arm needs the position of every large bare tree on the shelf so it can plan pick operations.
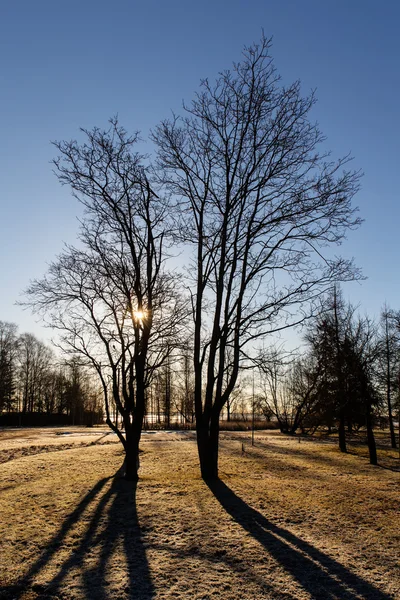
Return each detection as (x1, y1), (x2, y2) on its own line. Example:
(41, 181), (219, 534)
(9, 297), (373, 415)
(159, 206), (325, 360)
(153, 36), (362, 479)
(25, 119), (184, 480)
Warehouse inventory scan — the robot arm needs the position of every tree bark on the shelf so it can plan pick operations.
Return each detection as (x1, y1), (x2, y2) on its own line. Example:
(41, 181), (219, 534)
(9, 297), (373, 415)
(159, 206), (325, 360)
(124, 423), (140, 481)
(196, 418), (220, 480)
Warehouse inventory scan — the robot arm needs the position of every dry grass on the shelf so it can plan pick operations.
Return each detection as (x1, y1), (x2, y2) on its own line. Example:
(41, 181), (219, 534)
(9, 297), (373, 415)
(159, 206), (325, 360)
(0, 428), (398, 599)
(0, 427), (117, 465)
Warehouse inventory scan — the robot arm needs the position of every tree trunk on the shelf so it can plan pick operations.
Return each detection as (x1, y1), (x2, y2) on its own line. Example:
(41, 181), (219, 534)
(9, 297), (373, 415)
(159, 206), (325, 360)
(388, 405), (397, 449)
(196, 418), (219, 480)
(338, 411), (347, 453)
(124, 423), (140, 481)
(365, 405), (377, 465)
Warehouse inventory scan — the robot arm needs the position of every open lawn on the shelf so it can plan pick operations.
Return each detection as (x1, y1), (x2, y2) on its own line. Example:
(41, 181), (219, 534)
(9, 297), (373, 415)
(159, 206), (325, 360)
(0, 428), (398, 599)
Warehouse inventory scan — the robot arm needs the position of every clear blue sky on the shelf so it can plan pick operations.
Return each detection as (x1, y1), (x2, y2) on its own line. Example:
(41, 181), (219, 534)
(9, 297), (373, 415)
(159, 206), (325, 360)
(1, 0), (399, 342)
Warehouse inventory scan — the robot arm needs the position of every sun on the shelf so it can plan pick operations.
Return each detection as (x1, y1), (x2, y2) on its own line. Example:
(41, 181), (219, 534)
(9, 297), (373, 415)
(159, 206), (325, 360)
(133, 309), (146, 322)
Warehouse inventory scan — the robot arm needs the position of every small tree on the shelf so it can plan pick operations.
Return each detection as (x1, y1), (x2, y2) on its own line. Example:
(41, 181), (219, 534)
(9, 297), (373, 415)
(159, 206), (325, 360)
(25, 119), (184, 480)
(153, 36), (362, 479)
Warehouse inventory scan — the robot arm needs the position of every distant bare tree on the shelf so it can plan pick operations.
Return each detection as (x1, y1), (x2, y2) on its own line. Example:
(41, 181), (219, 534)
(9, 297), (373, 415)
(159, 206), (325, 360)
(257, 346), (288, 429)
(258, 348), (321, 434)
(0, 321), (18, 412)
(25, 119), (185, 480)
(170, 340), (196, 426)
(18, 333), (53, 413)
(153, 36), (362, 479)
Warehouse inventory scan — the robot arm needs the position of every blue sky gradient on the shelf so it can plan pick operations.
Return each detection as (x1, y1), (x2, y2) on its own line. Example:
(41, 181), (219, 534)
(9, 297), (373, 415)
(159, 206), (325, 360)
(1, 0), (399, 342)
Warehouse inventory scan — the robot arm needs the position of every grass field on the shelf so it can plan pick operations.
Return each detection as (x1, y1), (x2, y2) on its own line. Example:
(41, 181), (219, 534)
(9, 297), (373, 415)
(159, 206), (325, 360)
(0, 427), (398, 599)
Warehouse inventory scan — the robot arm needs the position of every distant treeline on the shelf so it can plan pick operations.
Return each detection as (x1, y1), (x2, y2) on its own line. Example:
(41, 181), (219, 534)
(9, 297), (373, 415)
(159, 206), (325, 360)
(0, 321), (104, 425)
(0, 410), (103, 427)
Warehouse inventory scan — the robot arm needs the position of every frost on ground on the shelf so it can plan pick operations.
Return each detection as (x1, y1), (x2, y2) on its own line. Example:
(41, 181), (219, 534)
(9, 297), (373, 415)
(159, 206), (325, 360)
(0, 429), (398, 600)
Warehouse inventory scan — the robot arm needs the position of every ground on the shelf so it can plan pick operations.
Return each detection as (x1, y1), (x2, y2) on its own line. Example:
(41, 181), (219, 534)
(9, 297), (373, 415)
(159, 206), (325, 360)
(0, 427), (398, 600)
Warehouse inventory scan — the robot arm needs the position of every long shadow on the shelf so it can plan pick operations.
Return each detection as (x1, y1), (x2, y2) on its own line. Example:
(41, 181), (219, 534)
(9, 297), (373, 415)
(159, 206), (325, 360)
(90, 431), (113, 445)
(0, 468), (154, 599)
(207, 479), (394, 600)
(222, 436), (347, 470)
(148, 540), (297, 599)
(345, 449), (400, 473)
(0, 476), (109, 599)
(371, 461), (400, 472)
(229, 437), (400, 474)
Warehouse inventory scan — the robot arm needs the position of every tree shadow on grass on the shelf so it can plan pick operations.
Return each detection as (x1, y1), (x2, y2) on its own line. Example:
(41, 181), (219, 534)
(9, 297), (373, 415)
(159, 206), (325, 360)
(0, 467), (154, 599)
(207, 478), (394, 600)
(345, 449), (400, 473)
(232, 437), (400, 474)
(89, 432), (113, 445)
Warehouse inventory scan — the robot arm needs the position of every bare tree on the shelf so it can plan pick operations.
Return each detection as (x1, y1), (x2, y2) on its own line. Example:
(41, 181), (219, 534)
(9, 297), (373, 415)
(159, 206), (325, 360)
(170, 340), (196, 426)
(377, 305), (399, 448)
(258, 348), (321, 435)
(0, 321), (18, 412)
(18, 333), (53, 413)
(24, 119), (185, 480)
(257, 346), (288, 429)
(153, 36), (362, 479)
